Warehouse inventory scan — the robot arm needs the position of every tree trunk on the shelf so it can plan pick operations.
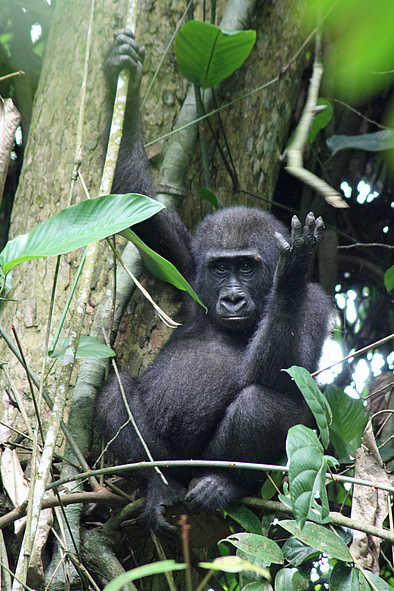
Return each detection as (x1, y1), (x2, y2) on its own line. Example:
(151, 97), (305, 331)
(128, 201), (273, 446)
(0, 0), (308, 588)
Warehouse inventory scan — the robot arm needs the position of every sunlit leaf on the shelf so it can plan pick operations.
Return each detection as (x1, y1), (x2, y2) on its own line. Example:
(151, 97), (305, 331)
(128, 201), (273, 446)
(103, 560), (186, 591)
(199, 555), (270, 578)
(284, 366), (332, 448)
(0, 193), (163, 275)
(278, 520), (352, 562)
(175, 20), (256, 88)
(219, 532), (283, 567)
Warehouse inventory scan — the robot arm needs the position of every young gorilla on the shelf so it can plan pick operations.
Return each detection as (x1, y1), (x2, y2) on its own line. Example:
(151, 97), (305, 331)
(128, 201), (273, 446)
(96, 31), (332, 536)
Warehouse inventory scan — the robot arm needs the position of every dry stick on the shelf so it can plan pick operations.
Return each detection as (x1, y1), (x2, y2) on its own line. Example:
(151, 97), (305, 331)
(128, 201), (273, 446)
(312, 333), (394, 378)
(285, 33), (348, 209)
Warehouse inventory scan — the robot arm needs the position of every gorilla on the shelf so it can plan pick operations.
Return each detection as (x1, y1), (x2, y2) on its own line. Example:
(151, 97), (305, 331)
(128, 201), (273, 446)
(96, 30), (332, 536)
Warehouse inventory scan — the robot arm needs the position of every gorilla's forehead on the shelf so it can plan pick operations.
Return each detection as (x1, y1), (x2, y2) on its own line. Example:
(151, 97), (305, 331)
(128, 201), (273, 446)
(205, 249), (261, 262)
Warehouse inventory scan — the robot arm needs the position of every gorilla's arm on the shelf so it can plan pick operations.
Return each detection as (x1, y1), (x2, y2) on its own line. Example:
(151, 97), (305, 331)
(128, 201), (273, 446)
(107, 30), (194, 279)
(242, 213), (331, 390)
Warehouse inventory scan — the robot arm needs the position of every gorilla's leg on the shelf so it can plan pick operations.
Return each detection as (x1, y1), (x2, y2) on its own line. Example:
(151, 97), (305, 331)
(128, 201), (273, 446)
(185, 384), (307, 509)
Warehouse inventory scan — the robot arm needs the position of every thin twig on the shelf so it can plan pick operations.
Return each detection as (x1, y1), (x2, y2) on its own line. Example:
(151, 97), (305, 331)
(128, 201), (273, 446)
(312, 333), (394, 377)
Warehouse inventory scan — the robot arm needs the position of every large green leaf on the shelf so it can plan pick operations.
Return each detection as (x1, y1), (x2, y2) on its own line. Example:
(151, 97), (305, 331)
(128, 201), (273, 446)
(284, 366), (332, 448)
(0, 193), (163, 276)
(286, 425), (330, 528)
(122, 228), (206, 309)
(175, 20), (256, 88)
(219, 532), (283, 567)
(327, 130), (394, 155)
(278, 520), (352, 562)
(326, 386), (367, 461)
(103, 560), (186, 591)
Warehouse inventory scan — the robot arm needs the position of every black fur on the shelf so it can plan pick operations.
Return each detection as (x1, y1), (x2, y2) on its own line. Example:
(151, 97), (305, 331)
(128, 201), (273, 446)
(96, 31), (332, 536)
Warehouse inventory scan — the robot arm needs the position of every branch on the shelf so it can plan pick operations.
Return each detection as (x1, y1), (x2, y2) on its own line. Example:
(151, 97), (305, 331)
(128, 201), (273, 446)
(285, 34), (348, 209)
(242, 498), (394, 545)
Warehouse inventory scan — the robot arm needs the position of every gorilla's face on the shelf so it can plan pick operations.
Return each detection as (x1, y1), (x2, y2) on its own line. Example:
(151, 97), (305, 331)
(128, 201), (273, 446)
(201, 249), (263, 333)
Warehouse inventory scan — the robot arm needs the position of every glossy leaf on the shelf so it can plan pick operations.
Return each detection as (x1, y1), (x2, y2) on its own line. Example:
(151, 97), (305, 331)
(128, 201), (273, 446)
(219, 532), (283, 567)
(286, 425), (330, 528)
(278, 520), (352, 562)
(122, 228), (206, 309)
(50, 336), (115, 360)
(175, 20), (256, 88)
(327, 130), (394, 155)
(199, 556), (270, 578)
(0, 193), (163, 276)
(274, 568), (309, 591)
(103, 560), (186, 591)
(308, 99), (333, 143)
(284, 366), (332, 448)
(242, 583), (272, 591)
(326, 386), (367, 461)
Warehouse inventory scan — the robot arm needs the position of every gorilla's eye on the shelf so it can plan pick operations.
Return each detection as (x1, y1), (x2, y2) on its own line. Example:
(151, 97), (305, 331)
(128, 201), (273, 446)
(239, 260), (253, 273)
(215, 262), (227, 273)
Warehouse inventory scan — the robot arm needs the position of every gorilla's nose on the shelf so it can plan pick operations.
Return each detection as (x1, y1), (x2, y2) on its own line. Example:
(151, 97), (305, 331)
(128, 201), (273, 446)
(220, 293), (247, 314)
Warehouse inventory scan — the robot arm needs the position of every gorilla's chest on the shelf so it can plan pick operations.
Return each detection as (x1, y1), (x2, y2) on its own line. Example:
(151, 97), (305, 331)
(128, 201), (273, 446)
(144, 333), (243, 449)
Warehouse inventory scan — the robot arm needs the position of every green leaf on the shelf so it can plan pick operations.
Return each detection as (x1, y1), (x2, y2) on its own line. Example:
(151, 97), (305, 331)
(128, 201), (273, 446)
(327, 130), (394, 155)
(200, 187), (223, 209)
(200, 556), (270, 578)
(219, 533), (283, 567)
(330, 563), (360, 591)
(308, 99), (333, 143)
(274, 568), (309, 591)
(278, 520), (352, 562)
(50, 336), (115, 360)
(384, 265), (394, 292)
(0, 193), (163, 276)
(286, 425), (330, 528)
(326, 386), (367, 461)
(121, 228), (206, 310)
(226, 504), (262, 534)
(282, 537), (319, 567)
(175, 21), (256, 88)
(103, 560), (186, 591)
(284, 366), (332, 448)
